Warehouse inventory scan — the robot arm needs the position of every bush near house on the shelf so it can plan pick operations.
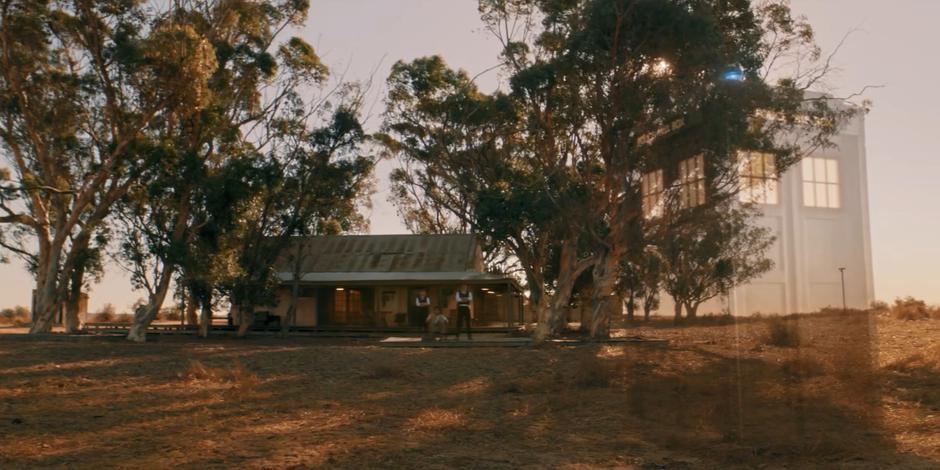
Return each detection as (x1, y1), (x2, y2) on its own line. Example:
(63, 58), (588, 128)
(90, 304), (132, 323)
(0, 306), (30, 326)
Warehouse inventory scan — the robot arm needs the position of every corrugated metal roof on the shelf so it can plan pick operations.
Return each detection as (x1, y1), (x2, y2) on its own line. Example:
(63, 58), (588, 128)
(275, 271), (513, 284)
(275, 234), (481, 274)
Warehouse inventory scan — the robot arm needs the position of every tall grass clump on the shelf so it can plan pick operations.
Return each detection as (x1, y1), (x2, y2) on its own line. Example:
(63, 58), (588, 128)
(180, 360), (261, 394)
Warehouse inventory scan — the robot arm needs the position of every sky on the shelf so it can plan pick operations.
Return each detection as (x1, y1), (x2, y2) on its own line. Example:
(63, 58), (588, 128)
(1, 0), (938, 312)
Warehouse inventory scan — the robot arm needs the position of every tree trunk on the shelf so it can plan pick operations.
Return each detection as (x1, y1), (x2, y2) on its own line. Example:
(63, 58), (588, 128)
(281, 284), (299, 338)
(577, 293), (590, 334)
(532, 296), (557, 343)
(589, 245), (625, 339)
(685, 302), (698, 319)
(282, 244), (304, 338)
(64, 266), (85, 334)
(185, 294), (198, 327)
(625, 296), (636, 322)
(30, 278), (61, 333)
(127, 268), (175, 342)
(63, 232), (95, 334)
(64, 296), (82, 334)
(533, 240), (593, 343)
(673, 301), (683, 324)
(198, 297), (212, 338)
(236, 303), (254, 338)
(533, 279), (584, 342)
(29, 250), (64, 333)
(643, 305), (651, 322)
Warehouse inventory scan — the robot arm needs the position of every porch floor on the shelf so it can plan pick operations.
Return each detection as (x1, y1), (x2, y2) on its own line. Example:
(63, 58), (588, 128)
(380, 335), (532, 347)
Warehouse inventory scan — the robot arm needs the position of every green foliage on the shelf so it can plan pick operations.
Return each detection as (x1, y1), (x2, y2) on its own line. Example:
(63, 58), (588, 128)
(1, 0), (331, 329)
(385, 1), (855, 337)
(99, 0), (374, 334)
(616, 219), (663, 319)
(657, 201), (776, 317)
(381, 54), (581, 300)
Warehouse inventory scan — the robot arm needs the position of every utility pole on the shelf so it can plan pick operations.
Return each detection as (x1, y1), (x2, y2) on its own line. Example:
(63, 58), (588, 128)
(838, 267), (847, 313)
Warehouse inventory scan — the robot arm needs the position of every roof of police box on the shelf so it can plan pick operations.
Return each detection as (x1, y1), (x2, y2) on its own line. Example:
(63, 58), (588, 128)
(275, 234), (482, 273)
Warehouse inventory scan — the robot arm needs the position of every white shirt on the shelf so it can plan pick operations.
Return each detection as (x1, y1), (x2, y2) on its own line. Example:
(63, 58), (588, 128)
(455, 291), (473, 304)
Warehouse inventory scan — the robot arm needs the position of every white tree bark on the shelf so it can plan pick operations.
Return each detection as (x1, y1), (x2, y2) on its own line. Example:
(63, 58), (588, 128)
(127, 270), (174, 342)
(533, 240), (595, 343)
(589, 246), (624, 339)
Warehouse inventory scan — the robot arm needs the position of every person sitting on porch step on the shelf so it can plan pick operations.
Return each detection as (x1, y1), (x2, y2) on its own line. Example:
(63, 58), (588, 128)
(427, 306), (449, 340)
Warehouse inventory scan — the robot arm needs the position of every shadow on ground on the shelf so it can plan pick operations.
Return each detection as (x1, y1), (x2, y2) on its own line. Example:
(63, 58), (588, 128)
(0, 312), (937, 469)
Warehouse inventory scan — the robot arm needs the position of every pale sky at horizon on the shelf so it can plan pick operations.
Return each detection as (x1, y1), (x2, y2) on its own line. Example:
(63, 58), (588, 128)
(1, 0), (937, 312)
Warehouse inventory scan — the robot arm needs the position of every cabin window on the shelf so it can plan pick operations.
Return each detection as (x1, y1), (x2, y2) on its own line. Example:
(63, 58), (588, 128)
(641, 169), (664, 218)
(802, 158), (840, 208)
(678, 154), (706, 208)
(739, 151), (779, 205)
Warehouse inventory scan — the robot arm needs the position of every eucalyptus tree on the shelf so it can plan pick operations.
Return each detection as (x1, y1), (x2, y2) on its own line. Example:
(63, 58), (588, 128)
(479, 0), (858, 338)
(0, 0), (236, 332)
(616, 222), (662, 322)
(381, 55), (596, 341)
(102, 0), (332, 341)
(657, 201), (775, 320)
(224, 103), (374, 338)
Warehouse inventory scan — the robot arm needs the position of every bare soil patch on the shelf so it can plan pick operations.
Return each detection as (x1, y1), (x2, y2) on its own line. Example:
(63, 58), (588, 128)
(1, 312), (938, 469)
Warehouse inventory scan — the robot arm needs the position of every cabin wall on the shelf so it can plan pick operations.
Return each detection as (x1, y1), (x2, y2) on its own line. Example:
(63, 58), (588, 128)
(264, 283), (517, 328)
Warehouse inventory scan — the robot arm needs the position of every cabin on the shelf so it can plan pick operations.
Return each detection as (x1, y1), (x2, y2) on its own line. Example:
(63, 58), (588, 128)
(247, 234), (524, 330)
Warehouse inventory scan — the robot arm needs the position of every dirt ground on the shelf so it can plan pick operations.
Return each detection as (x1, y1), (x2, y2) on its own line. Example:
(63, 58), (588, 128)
(1, 312), (938, 469)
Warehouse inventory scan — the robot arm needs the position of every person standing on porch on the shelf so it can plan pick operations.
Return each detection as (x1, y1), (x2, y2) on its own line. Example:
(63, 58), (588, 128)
(415, 289), (432, 336)
(455, 284), (473, 340)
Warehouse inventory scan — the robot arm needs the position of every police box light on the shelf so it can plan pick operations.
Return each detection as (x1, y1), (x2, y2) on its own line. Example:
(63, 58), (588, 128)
(723, 67), (745, 81)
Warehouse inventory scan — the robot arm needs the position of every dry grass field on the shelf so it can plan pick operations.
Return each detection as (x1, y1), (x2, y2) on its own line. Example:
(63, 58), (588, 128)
(1, 311), (938, 469)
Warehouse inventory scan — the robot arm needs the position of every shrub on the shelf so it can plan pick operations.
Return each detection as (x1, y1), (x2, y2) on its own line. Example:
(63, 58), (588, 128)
(869, 300), (890, 314)
(129, 298), (147, 314)
(765, 317), (801, 348)
(92, 303), (117, 322)
(892, 297), (930, 320)
(0, 306), (30, 326)
(159, 308), (182, 321)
